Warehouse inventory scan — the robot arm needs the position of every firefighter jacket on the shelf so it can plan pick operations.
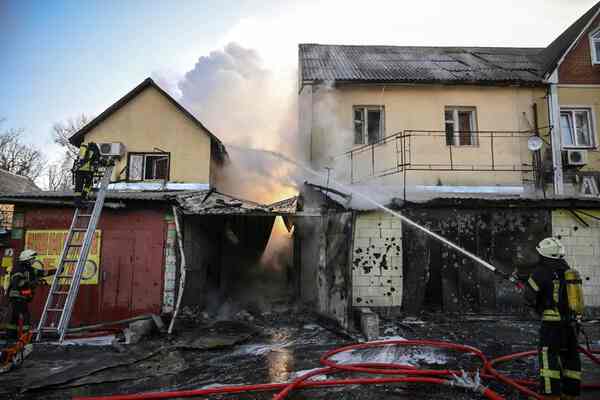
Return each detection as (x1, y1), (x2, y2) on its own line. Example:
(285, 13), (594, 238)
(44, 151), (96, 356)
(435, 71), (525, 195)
(525, 257), (571, 322)
(8, 261), (56, 301)
(74, 142), (100, 173)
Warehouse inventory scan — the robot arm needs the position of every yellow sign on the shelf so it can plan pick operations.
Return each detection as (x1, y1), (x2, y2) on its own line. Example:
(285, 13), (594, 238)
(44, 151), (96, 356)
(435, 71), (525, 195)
(1, 256), (13, 292)
(24, 230), (101, 285)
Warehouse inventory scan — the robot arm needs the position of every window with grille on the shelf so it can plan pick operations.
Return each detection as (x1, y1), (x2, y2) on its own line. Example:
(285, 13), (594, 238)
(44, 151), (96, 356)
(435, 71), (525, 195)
(127, 153), (170, 181)
(444, 107), (478, 146)
(560, 108), (596, 148)
(353, 106), (384, 145)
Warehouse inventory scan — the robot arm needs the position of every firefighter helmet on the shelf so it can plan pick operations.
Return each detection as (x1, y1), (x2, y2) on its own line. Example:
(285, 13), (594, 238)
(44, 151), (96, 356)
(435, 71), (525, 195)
(536, 237), (565, 259)
(18, 249), (37, 262)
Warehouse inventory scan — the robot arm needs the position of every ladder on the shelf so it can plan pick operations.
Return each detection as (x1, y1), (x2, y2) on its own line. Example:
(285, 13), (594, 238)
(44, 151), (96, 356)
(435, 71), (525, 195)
(36, 164), (114, 342)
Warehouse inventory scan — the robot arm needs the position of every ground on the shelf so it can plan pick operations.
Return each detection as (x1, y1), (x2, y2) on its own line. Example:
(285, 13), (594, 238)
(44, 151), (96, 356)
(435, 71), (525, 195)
(1, 310), (599, 400)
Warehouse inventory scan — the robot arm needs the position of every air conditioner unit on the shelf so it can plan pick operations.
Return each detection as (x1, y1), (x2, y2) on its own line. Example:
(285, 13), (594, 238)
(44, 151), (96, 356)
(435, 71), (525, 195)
(566, 149), (588, 166)
(98, 142), (125, 158)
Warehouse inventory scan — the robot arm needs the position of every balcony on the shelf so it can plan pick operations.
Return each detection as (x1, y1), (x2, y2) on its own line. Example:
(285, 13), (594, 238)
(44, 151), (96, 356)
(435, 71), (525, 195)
(336, 129), (544, 187)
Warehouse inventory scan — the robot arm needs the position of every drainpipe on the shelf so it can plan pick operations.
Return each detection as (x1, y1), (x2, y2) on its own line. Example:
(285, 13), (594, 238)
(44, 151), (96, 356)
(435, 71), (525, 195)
(547, 70), (564, 195)
(168, 206), (187, 334)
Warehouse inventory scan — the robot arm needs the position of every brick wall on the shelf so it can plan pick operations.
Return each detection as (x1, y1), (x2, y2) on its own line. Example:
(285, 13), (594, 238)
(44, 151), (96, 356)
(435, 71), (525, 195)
(352, 211), (402, 307)
(552, 209), (600, 307)
(559, 16), (600, 84)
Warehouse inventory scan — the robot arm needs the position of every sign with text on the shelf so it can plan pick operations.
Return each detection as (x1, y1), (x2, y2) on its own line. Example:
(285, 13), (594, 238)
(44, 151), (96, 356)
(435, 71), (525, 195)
(24, 230), (101, 285)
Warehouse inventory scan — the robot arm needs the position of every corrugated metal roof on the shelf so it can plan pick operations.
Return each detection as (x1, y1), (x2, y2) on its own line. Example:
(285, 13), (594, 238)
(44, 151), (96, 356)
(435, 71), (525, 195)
(0, 190), (299, 216)
(175, 191), (297, 215)
(299, 44), (545, 84)
(0, 169), (40, 193)
(0, 190), (179, 201)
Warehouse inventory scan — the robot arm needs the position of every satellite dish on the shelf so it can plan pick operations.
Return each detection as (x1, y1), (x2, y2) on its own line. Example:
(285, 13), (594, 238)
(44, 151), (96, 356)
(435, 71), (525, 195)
(527, 136), (543, 151)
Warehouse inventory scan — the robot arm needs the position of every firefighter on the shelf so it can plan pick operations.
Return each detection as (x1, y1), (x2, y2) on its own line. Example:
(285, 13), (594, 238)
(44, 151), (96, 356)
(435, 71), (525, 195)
(525, 237), (583, 400)
(6, 250), (56, 342)
(73, 142), (100, 206)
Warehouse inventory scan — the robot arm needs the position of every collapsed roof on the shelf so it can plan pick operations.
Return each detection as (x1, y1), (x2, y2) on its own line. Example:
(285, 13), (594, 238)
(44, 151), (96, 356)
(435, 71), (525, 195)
(0, 190), (298, 216)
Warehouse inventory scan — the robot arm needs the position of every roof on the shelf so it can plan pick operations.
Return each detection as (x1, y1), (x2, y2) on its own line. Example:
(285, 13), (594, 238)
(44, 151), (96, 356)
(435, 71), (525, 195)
(299, 44), (545, 85)
(303, 181), (600, 211)
(538, 1), (600, 75)
(0, 190), (178, 202)
(176, 191), (298, 215)
(0, 190), (298, 216)
(68, 78), (225, 150)
(0, 169), (40, 194)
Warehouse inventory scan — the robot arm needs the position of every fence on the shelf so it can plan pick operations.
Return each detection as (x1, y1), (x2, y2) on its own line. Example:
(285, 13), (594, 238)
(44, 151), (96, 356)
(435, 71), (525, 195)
(343, 129), (544, 185)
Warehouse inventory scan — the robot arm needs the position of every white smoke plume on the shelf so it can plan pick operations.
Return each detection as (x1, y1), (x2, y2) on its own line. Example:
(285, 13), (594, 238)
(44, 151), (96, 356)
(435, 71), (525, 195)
(168, 43), (303, 204)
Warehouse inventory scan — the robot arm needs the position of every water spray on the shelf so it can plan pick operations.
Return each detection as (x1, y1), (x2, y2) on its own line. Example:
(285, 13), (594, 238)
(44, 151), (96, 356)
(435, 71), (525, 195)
(226, 144), (523, 288)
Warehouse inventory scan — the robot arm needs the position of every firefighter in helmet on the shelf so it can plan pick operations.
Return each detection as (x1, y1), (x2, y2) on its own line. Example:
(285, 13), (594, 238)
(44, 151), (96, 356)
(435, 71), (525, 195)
(73, 142), (100, 207)
(525, 237), (584, 400)
(6, 250), (56, 342)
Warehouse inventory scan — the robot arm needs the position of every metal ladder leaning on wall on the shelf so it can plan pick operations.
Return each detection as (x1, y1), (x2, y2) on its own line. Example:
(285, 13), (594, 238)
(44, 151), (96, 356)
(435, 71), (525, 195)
(36, 163), (115, 342)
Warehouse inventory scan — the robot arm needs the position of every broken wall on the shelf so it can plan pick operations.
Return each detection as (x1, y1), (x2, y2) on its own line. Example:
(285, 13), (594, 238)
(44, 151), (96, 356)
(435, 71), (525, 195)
(317, 211), (353, 328)
(401, 206), (549, 314)
(294, 216), (322, 305)
(348, 205), (552, 315)
(351, 211), (403, 308)
(182, 214), (296, 314)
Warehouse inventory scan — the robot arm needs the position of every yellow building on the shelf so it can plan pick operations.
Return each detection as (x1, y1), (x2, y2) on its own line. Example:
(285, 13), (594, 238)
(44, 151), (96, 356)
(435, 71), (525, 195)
(535, 2), (600, 198)
(299, 44), (546, 193)
(69, 78), (226, 187)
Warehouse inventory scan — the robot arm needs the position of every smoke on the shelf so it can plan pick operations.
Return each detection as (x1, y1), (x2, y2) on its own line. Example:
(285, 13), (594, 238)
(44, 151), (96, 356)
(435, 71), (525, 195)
(169, 42), (303, 204)
(156, 44), (300, 311)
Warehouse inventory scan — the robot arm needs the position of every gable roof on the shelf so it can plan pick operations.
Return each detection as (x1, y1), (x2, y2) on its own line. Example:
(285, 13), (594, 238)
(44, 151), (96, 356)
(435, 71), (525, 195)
(0, 169), (40, 193)
(68, 78), (225, 150)
(538, 1), (600, 76)
(299, 44), (545, 85)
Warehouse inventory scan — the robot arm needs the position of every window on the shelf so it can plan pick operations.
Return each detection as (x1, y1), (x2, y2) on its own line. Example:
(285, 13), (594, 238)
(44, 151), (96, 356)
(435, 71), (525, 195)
(589, 29), (600, 64)
(560, 108), (595, 148)
(127, 153), (170, 181)
(353, 106), (384, 145)
(444, 107), (478, 146)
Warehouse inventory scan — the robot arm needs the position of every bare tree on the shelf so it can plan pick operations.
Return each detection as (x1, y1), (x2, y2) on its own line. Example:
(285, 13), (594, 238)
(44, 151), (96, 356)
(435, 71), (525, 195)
(0, 121), (45, 181)
(47, 114), (90, 191)
(53, 114), (89, 161)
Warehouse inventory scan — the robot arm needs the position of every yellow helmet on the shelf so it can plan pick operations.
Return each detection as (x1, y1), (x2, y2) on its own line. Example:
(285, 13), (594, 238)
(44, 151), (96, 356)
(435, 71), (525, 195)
(536, 237), (565, 259)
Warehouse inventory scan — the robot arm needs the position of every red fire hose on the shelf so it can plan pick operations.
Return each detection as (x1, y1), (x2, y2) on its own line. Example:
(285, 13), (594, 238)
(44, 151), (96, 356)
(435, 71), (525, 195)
(75, 340), (600, 400)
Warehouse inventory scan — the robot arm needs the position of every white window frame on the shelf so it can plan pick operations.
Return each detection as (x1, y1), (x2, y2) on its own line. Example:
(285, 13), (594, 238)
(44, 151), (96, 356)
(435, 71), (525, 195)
(127, 153), (170, 181)
(444, 106), (478, 146)
(353, 105), (385, 145)
(589, 28), (600, 65)
(559, 106), (597, 149)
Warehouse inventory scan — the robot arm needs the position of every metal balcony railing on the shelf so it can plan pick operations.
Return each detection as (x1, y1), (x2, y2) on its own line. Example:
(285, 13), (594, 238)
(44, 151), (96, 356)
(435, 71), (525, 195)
(343, 129), (545, 184)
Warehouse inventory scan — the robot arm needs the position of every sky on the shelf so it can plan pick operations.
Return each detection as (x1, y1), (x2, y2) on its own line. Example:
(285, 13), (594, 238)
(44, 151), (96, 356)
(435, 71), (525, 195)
(0, 0), (598, 168)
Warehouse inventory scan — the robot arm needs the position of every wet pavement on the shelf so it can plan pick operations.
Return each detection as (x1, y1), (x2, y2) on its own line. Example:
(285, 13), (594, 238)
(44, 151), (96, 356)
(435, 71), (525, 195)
(1, 310), (599, 400)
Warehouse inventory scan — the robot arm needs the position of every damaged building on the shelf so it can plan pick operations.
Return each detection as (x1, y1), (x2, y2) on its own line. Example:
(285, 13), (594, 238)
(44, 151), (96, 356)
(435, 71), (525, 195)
(0, 78), (299, 328)
(296, 2), (600, 329)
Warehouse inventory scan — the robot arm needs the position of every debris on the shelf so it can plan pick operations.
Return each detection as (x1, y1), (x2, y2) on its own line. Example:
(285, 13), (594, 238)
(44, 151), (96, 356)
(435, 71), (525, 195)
(61, 335), (116, 346)
(357, 308), (379, 341)
(66, 314), (160, 334)
(124, 319), (155, 345)
(234, 309), (255, 322)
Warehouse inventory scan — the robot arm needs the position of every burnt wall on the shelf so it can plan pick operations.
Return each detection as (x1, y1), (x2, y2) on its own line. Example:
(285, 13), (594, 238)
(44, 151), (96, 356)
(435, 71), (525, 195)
(182, 215), (281, 312)
(401, 207), (551, 314)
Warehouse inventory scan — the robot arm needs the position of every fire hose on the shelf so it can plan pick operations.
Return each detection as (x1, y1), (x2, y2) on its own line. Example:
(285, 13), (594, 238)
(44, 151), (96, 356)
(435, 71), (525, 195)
(75, 339), (600, 400)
